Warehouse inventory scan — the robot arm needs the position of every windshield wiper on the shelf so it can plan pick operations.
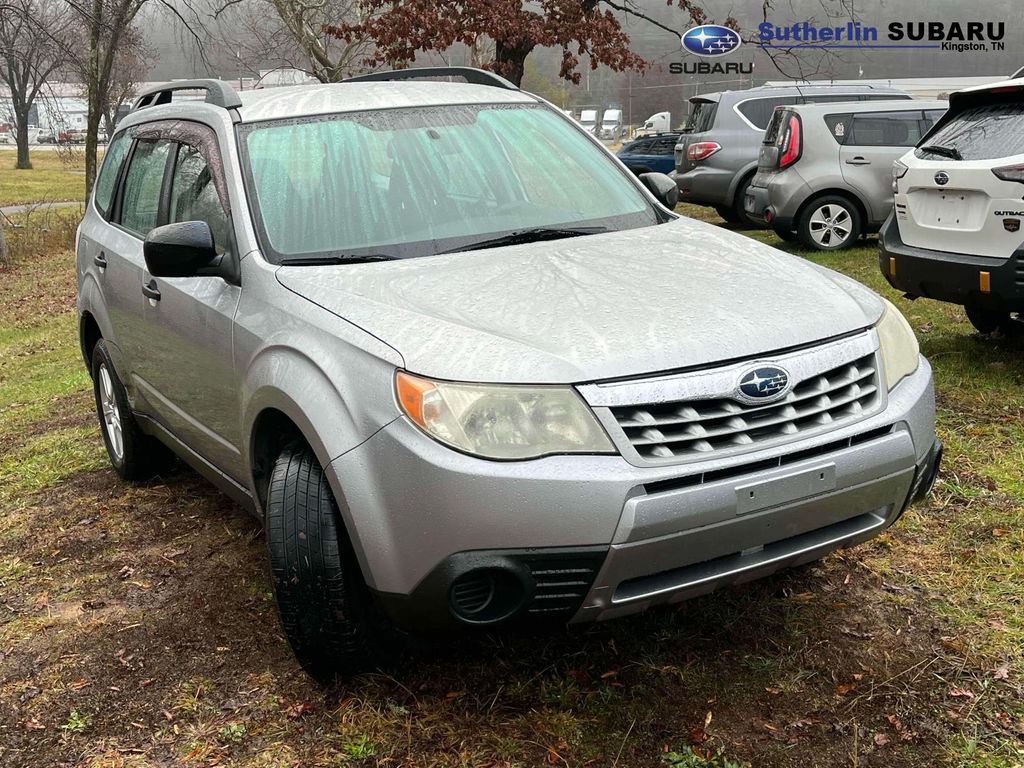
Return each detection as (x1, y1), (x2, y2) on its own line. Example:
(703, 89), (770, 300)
(442, 226), (609, 254)
(920, 143), (962, 160)
(279, 254), (396, 266)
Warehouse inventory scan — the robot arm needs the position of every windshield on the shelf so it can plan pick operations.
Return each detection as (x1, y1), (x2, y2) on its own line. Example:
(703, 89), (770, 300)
(239, 103), (659, 262)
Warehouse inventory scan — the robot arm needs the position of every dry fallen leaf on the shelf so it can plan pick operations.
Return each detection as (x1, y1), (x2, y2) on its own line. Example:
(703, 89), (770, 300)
(835, 682), (857, 696)
(949, 686), (975, 699)
(874, 733), (890, 747)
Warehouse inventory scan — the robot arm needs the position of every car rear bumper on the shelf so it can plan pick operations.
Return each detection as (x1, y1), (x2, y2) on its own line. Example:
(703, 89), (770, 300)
(879, 214), (1024, 311)
(671, 166), (735, 207)
(331, 358), (937, 631)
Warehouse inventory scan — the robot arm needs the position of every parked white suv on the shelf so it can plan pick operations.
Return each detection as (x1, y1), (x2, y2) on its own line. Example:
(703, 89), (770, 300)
(881, 77), (1024, 332)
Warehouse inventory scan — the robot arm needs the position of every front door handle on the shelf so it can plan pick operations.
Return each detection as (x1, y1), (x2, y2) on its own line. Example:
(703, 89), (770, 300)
(845, 157), (871, 166)
(142, 279), (161, 301)
(93, 252), (107, 269)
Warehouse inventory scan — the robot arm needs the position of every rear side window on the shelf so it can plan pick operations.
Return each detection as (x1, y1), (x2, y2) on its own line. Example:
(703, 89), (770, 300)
(93, 131), (130, 218)
(685, 100), (718, 132)
(916, 103), (1024, 161)
(824, 113), (854, 144)
(624, 139), (650, 153)
(119, 139), (174, 236)
(847, 112), (923, 147)
(736, 97), (791, 130)
(651, 137), (677, 155)
(168, 144), (232, 256)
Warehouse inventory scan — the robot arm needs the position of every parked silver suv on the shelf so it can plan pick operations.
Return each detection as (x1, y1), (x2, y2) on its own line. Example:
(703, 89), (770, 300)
(747, 100), (948, 249)
(76, 70), (940, 679)
(672, 84), (912, 226)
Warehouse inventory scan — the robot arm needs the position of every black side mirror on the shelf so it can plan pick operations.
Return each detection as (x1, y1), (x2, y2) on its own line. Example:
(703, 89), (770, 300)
(144, 221), (221, 278)
(638, 172), (679, 209)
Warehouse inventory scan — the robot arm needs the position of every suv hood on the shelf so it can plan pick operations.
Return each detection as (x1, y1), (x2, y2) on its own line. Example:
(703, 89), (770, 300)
(276, 218), (883, 384)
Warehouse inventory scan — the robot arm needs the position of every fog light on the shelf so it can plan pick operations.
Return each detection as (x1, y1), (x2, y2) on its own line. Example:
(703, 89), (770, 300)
(449, 568), (526, 624)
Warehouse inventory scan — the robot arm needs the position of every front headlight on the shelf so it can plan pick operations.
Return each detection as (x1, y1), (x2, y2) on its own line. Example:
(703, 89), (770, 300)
(875, 298), (919, 390)
(395, 371), (614, 460)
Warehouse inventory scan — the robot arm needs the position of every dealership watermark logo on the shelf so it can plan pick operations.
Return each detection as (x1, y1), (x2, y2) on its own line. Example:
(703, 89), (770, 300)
(757, 21), (1005, 52)
(672, 23), (752, 75)
(681, 25), (743, 57)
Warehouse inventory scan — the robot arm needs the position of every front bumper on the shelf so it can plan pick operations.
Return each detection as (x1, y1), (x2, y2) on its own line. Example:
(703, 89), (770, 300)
(879, 214), (1024, 312)
(328, 357), (937, 630)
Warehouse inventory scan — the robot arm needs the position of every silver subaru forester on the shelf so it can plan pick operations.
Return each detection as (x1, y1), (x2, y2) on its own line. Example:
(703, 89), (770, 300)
(75, 69), (940, 679)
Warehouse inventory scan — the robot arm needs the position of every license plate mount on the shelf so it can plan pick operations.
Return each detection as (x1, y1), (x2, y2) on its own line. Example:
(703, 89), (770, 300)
(735, 464), (837, 516)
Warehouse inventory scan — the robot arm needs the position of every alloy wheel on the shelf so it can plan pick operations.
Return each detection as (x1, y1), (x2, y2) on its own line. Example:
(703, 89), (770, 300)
(98, 364), (124, 461)
(807, 203), (852, 248)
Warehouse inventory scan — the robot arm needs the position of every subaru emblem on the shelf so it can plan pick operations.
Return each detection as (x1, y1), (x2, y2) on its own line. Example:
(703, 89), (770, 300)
(681, 25), (743, 57)
(1005, 218), (1021, 233)
(934, 171), (949, 186)
(738, 366), (791, 402)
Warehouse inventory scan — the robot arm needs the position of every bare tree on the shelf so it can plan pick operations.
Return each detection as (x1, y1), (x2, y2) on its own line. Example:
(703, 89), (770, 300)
(0, 0), (72, 169)
(213, 0), (373, 83)
(0, 215), (8, 266)
(67, 23), (153, 136)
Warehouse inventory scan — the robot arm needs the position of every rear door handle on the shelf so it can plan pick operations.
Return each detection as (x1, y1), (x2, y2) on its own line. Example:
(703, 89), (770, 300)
(93, 252), (107, 269)
(845, 157), (871, 166)
(142, 279), (161, 301)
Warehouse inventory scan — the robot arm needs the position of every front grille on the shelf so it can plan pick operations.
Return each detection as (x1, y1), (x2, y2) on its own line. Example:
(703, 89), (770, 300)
(1015, 254), (1024, 287)
(610, 353), (880, 462)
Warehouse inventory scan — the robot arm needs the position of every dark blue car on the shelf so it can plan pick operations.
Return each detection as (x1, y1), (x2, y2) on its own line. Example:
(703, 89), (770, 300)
(616, 134), (680, 176)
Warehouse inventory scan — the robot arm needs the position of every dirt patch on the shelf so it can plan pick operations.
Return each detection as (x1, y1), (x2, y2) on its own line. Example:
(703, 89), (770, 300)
(1, 466), (1019, 767)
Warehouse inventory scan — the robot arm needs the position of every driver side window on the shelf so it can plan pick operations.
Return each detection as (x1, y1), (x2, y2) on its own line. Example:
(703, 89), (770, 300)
(168, 144), (232, 256)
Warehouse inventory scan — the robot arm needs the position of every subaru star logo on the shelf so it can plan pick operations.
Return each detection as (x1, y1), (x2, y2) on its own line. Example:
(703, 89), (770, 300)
(681, 24), (743, 57)
(738, 366), (791, 401)
(934, 171), (949, 186)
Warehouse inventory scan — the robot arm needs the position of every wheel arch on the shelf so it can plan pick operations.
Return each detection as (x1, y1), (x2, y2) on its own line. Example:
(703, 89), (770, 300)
(726, 163), (759, 205)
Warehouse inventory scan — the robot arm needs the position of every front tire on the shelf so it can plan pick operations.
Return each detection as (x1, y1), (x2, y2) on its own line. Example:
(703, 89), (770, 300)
(266, 444), (376, 681)
(91, 340), (173, 481)
(797, 195), (862, 251)
(965, 304), (1011, 334)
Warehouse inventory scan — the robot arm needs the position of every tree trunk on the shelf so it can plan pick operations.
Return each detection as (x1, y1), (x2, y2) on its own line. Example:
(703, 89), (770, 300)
(494, 39), (535, 87)
(84, 0), (102, 197)
(14, 109), (31, 170)
(0, 217), (9, 266)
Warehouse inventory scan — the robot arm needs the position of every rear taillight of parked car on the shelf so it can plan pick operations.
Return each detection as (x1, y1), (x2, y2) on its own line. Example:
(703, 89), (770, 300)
(992, 164), (1024, 183)
(687, 141), (721, 162)
(778, 115), (802, 169)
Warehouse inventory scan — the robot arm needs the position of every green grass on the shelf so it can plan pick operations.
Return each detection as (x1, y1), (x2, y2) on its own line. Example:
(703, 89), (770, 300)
(0, 148), (90, 206)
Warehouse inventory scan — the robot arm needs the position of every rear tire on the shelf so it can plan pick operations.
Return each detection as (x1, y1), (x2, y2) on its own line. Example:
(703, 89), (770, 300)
(965, 304), (1011, 335)
(797, 195), (862, 251)
(91, 340), (174, 481)
(266, 444), (376, 681)
(732, 175), (760, 228)
(772, 225), (799, 243)
(715, 205), (741, 224)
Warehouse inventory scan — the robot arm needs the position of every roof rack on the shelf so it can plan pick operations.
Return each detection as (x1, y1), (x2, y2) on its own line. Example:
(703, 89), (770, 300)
(343, 66), (518, 91)
(133, 79), (243, 111)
